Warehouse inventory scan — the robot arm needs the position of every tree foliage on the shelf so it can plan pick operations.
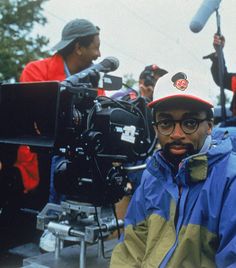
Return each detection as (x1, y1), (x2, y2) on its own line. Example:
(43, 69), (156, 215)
(0, 0), (50, 82)
(123, 73), (137, 88)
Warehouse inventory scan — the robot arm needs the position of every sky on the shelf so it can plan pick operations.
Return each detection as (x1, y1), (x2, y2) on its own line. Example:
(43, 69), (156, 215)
(35, 0), (236, 105)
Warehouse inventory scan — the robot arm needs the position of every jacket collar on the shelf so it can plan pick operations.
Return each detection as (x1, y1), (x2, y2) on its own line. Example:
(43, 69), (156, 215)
(148, 136), (232, 185)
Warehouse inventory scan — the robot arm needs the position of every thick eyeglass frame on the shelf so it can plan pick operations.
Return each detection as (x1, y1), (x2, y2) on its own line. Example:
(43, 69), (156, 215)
(154, 118), (209, 136)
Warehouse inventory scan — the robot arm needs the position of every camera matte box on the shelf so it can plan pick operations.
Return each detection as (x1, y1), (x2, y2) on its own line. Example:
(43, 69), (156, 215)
(0, 81), (60, 148)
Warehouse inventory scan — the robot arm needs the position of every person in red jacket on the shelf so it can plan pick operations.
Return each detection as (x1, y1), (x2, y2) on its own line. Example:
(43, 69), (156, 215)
(20, 18), (101, 84)
(17, 17), (101, 196)
(1, 18), (102, 251)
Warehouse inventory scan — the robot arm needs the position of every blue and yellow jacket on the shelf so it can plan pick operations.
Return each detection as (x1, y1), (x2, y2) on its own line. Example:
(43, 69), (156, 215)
(111, 137), (236, 268)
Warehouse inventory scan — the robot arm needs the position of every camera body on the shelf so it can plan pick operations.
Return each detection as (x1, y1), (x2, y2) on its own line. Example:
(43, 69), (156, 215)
(0, 80), (156, 205)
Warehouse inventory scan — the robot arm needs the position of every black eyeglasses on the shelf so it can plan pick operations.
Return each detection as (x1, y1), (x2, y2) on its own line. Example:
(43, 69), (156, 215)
(154, 118), (208, 136)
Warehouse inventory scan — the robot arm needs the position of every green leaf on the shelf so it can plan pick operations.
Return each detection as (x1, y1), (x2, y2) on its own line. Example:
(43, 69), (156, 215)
(0, 0), (50, 82)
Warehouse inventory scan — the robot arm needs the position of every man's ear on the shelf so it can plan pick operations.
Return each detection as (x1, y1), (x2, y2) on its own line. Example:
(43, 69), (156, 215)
(207, 120), (214, 135)
(74, 42), (82, 55)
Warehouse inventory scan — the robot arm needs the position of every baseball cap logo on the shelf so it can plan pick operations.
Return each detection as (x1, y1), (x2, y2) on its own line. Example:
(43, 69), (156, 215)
(171, 72), (189, 91)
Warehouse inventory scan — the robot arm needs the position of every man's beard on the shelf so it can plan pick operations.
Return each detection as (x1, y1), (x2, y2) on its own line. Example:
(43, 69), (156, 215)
(162, 141), (196, 167)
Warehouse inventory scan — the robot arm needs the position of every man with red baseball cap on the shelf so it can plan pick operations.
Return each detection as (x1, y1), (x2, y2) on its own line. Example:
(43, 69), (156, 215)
(111, 70), (236, 267)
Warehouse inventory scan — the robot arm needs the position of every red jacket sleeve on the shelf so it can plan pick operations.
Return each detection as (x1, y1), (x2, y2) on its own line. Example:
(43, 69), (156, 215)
(17, 58), (53, 193)
(17, 55), (66, 192)
(20, 54), (66, 82)
(20, 61), (48, 82)
(14, 145), (39, 193)
(232, 76), (236, 93)
(17, 60), (43, 192)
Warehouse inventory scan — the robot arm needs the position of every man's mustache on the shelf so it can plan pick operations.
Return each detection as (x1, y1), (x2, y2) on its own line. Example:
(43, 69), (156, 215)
(164, 141), (195, 153)
(162, 141), (196, 166)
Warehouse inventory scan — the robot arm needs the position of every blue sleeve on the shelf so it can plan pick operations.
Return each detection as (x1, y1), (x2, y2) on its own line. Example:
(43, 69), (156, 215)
(126, 158), (151, 192)
(124, 175), (148, 227)
(215, 176), (236, 267)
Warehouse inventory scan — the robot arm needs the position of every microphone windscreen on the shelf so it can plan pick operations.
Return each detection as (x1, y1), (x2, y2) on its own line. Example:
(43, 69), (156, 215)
(101, 57), (120, 72)
(190, 0), (221, 33)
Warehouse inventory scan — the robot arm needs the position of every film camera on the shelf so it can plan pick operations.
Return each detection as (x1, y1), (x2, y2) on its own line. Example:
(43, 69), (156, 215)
(0, 60), (156, 206)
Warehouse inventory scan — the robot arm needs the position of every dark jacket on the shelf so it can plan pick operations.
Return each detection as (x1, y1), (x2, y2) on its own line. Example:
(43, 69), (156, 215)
(210, 53), (236, 115)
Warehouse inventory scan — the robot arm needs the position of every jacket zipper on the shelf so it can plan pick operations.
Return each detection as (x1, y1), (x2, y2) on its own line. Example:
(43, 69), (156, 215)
(159, 182), (188, 268)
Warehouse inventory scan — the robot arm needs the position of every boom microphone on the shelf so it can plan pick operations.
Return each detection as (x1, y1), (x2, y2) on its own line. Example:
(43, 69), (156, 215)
(63, 57), (120, 86)
(190, 0), (221, 33)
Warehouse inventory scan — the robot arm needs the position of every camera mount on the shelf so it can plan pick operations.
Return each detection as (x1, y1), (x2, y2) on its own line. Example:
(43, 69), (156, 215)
(36, 200), (123, 268)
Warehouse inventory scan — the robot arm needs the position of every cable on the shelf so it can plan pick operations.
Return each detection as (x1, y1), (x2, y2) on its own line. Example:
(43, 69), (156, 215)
(94, 206), (110, 259)
(112, 203), (121, 239)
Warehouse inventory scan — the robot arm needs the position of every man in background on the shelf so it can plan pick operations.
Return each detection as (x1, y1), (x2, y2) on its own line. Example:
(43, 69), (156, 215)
(138, 64), (167, 101)
(111, 64), (167, 102)
(21, 18), (101, 83)
(207, 34), (236, 116)
(18, 18), (102, 252)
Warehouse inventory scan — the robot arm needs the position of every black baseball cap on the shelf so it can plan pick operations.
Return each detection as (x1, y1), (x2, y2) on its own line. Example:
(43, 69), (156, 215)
(139, 64), (168, 80)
